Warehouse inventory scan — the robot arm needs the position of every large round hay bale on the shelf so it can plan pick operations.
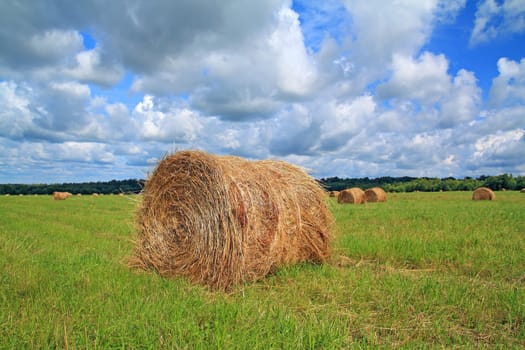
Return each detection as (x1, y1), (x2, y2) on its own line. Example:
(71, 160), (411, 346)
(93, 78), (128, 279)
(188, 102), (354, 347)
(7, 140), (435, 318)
(364, 187), (387, 202)
(53, 191), (72, 200)
(337, 187), (366, 204)
(130, 150), (333, 290)
(472, 187), (496, 200)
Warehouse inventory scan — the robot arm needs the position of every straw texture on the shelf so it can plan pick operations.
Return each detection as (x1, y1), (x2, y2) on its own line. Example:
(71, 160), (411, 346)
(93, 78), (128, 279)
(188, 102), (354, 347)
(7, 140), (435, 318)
(130, 150), (333, 290)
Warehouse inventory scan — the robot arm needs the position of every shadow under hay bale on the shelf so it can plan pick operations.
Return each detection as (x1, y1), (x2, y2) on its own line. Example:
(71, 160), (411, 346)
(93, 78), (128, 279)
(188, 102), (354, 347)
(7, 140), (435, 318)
(472, 187), (496, 200)
(364, 187), (387, 202)
(130, 150), (333, 290)
(337, 187), (366, 204)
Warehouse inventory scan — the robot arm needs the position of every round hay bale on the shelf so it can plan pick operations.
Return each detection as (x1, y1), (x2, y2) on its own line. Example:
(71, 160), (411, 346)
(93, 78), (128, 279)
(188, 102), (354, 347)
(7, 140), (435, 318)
(53, 191), (72, 200)
(337, 187), (366, 204)
(472, 187), (496, 200)
(520, 188), (525, 193)
(130, 150), (333, 290)
(364, 187), (387, 202)
(329, 190), (340, 198)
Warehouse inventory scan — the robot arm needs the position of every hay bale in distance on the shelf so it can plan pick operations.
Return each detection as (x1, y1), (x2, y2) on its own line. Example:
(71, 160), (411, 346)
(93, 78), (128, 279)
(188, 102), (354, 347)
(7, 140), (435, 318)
(337, 187), (366, 204)
(130, 150), (333, 290)
(472, 187), (496, 200)
(364, 187), (387, 202)
(520, 188), (525, 193)
(53, 191), (72, 200)
(329, 190), (340, 198)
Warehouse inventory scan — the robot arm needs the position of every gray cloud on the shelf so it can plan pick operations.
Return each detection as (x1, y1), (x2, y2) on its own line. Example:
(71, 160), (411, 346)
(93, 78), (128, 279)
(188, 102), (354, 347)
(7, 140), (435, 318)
(466, 129), (525, 173)
(269, 105), (321, 156)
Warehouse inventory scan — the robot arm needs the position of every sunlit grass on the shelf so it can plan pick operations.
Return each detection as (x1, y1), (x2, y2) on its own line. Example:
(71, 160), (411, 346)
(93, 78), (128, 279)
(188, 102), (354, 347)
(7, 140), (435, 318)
(1, 192), (524, 348)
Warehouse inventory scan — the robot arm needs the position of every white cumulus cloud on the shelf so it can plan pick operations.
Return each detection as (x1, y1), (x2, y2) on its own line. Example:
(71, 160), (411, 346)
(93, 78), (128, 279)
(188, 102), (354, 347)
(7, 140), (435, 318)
(470, 0), (525, 46)
(489, 57), (525, 106)
(134, 95), (203, 142)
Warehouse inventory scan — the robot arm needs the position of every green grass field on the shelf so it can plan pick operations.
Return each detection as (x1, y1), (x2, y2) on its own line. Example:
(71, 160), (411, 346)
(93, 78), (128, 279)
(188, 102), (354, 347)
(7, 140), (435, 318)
(1, 192), (524, 349)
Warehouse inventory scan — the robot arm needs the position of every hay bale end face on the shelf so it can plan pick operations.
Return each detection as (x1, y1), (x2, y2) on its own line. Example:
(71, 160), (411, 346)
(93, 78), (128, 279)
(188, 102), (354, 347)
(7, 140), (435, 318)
(472, 187), (496, 200)
(364, 187), (387, 202)
(337, 187), (366, 204)
(130, 150), (333, 290)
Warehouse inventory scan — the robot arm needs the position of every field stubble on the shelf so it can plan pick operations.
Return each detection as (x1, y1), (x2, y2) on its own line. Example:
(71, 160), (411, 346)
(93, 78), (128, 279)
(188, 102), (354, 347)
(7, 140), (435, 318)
(0, 192), (524, 348)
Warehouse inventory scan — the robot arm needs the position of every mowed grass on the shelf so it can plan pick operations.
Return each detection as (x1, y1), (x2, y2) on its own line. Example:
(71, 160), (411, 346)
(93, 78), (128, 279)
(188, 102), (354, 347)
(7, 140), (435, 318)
(0, 192), (524, 349)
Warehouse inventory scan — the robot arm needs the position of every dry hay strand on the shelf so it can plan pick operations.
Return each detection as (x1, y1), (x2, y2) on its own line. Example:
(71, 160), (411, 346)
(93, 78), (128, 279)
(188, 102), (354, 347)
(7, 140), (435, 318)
(129, 150), (333, 290)
(53, 191), (72, 200)
(329, 190), (340, 198)
(472, 187), (496, 200)
(337, 187), (366, 204)
(364, 187), (387, 202)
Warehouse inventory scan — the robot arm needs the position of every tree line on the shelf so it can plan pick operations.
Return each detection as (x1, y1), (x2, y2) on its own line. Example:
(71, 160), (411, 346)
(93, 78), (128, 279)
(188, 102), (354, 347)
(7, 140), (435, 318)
(319, 174), (525, 192)
(0, 179), (144, 195)
(1, 174), (524, 195)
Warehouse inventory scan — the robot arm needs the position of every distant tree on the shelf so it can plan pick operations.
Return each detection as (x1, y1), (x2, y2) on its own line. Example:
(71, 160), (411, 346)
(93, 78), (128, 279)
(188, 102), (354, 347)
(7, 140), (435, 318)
(516, 176), (525, 189)
(483, 174), (517, 190)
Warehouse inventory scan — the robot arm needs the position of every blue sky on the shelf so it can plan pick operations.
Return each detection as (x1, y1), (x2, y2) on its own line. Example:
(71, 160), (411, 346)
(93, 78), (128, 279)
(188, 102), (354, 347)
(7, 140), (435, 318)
(0, 0), (524, 183)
